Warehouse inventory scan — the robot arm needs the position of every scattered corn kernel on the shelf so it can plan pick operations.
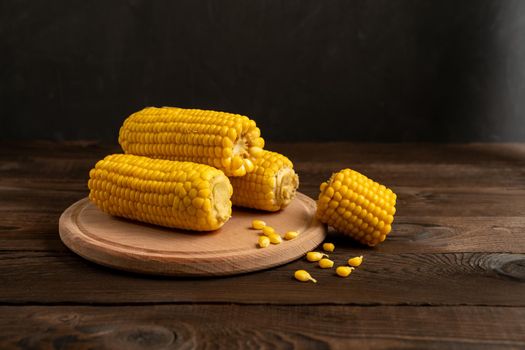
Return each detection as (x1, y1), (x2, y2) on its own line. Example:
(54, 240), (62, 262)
(322, 243), (335, 252)
(306, 252), (328, 262)
(262, 226), (275, 236)
(294, 270), (317, 283)
(284, 231), (299, 240)
(319, 258), (334, 269)
(268, 233), (282, 244)
(348, 255), (363, 267)
(252, 220), (266, 230)
(336, 266), (355, 277)
(258, 236), (270, 248)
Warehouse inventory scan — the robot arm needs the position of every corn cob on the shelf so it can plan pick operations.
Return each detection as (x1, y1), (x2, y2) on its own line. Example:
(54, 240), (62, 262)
(229, 150), (299, 211)
(316, 169), (396, 246)
(88, 154), (233, 231)
(118, 106), (265, 177)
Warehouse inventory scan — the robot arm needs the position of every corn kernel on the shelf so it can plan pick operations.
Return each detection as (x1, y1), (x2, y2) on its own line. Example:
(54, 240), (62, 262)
(348, 255), (363, 267)
(306, 252), (328, 262)
(258, 236), (270, 248)
(284, 231), (299, 240)
(244, 158), (255, 173)
(262, 226), (275, 236)
(268, 233), (282, 244)
(252, 219), (266, 230)
(231, 155), (244, 170)
(336, 266), (355, 277)
(319, 258), (334, 269)
(249, 146), (264, 157)
(322, 243), (335, 252)
(294, 270), (317, 283)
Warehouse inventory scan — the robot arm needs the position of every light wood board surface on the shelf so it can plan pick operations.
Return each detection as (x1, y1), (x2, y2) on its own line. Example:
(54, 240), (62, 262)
(59, 192), (326, 276)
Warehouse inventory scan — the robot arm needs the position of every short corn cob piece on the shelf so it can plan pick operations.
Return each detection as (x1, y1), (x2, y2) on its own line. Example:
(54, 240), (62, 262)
(316, 169), (396, 246)
(229, 150), (299, 211)
(118, 106), (265, 177)
(88, 154), (233, 231)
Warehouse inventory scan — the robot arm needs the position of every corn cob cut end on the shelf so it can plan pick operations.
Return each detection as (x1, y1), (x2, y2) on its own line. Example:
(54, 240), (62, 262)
(208, 173), (233, 225)
(274, 166), (299, 210)
(316, 168), (396, 246)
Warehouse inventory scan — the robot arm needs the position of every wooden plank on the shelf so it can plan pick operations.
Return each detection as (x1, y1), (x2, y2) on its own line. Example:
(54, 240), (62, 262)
(394, 187), (525, 217)
(1, 250), (524, 305)
(271, 142), (525, 165)
(0, 305), (523, 349)
(2, 213), (525, 257)
(296, 162), (525, 189)
(375, 216), (525, 253)
(3, 214), (525, 253)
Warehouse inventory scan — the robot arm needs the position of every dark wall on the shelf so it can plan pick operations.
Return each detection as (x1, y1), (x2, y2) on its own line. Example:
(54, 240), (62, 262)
(1, 0), (525, 141)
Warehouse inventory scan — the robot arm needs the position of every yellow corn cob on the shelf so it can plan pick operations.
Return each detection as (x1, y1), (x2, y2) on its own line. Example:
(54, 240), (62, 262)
(88, 154), (233, 231)
(118, 106), (265, 177)
(316, 169), (396, 246)
(229, 150), (299, 211)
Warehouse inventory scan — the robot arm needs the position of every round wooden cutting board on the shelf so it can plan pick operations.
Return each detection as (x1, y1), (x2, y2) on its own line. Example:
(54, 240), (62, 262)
(59, 193), (326, 276)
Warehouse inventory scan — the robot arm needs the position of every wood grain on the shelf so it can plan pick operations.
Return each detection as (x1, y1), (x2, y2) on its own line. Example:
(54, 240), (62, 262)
(4, 213), (525, 254)
(0, 305), (524, 349)
(1, 250), (524, 305)
(59, 195), (326, 276)
(1, 141), (524, 348)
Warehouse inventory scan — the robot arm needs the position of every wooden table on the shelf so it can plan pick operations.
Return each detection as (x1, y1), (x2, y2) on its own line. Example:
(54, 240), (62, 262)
(1, 141), (524, 349)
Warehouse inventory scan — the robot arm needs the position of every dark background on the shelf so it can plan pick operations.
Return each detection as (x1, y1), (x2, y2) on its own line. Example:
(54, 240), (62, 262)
(1, 0), (524, 142)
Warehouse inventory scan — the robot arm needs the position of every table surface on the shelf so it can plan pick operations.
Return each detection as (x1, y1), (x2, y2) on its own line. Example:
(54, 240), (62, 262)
(1, 141), (524, 349)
